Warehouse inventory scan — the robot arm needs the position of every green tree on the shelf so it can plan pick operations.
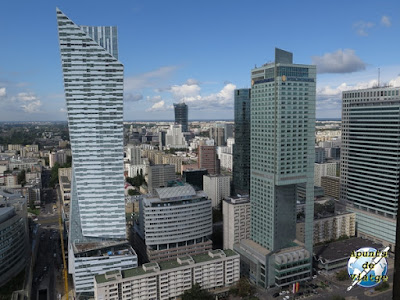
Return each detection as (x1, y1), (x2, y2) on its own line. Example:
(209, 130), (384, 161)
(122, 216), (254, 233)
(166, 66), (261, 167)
(335, 269), (349, 281)
(17, 170), (26, 186)
(236, 277), (255, 298)
(128, 189), (140, 196)
(374, 281), (389, 291)
(181, 283), (213, 300)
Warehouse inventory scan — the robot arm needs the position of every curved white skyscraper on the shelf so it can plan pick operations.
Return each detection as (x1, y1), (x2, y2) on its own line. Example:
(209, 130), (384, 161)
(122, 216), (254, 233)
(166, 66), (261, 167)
(57, 8), (137, 295)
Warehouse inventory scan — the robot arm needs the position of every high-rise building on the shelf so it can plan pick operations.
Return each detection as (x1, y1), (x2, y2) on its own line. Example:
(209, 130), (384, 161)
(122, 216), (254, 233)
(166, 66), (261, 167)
(173, 102), (189, 132)
(165, 124), (187, 149)
(223, 196), (250, 250)
(57, 8), (137, 295)
(126, 145), (142, 165)
(341, 86), (400, 250)
(209, 126), (225, 146)
(234, 48), (315, 288)
(233, 88), (251, 194)
(198, 145), (220, 175)
(203, 174), (230, 208)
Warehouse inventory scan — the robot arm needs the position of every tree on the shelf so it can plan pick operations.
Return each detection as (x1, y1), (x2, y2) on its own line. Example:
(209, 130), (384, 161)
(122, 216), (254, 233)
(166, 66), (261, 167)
(181, 283), (213, 300)
(128, 189), (140, 196)
(17, 170), (26, 186)
(236, 277), (255, 298)
(335, 269), (349, 281)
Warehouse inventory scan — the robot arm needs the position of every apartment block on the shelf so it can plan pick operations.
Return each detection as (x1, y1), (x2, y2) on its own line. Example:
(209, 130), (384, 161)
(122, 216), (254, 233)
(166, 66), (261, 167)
(203, 174), (230, 208)
(321, 176), (340, 199)
(147, 164), (176, 194)
(223, 196), (250, 250)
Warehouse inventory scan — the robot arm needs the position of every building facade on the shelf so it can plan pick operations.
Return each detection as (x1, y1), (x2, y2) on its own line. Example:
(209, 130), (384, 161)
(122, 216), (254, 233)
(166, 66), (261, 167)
(136, 184), (212, 262)
(321, 176), (340, 199)
(235, 48), (315, 288)
(126, 145), (142, 165)
(341, 86), (400, 250)
(233, 88), (251, 194)
(198, 145), (220, 175)
(173, 103), (189, 132)
(57, 9), (137, 295)
(94, 250), (240, 300)
(314, 162), (338, 187)
(223, 196), (250, 250)
(203, 174), (230, 208)
(165, 125), (187, 149)
(147, 164), (176, 194)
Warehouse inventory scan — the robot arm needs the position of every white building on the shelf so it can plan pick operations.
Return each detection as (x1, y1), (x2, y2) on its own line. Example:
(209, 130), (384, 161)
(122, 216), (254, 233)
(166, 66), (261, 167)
(94, 249), (240, 300)
(165, 125), (187, 149)
(138, 184), (212, 262)
(126, 145), (142, 165)
(223, 196), (250, 250)
(219, 152), (233, 171)
(57, 9), (137, 295)
(203, 174), (230, 208)
(314, 162), (338, 186)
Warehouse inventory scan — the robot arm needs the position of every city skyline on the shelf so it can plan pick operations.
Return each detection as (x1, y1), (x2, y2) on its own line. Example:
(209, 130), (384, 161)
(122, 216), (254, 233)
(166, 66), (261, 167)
(1, 0), (400, 121)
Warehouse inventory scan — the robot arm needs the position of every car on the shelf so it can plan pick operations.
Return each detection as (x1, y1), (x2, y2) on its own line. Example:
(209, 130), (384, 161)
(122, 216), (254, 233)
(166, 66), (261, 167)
(312, 275), (317, 279)
(283, 296), (290, 300)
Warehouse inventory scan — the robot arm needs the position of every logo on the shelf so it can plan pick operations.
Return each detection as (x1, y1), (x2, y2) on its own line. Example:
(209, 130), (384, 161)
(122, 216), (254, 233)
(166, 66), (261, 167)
(347, 246), (389, 291)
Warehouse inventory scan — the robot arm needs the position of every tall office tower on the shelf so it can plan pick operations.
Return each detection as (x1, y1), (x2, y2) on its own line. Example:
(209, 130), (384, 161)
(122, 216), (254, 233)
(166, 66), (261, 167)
(341, 86), (400, 250)
(233, 88), (251, 194)
(135, 184), (213, 262)
(209, 126), (225, 146)
(57, 9), (137, 295)
(126, 145), (142, 165)
(198, 145), (220, 175)
(234, 48), (316, 288)
(173, 102), (189, 132)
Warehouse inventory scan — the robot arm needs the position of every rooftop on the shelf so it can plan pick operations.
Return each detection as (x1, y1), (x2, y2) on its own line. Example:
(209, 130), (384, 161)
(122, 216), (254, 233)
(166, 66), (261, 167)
(155, 184), (196, 200)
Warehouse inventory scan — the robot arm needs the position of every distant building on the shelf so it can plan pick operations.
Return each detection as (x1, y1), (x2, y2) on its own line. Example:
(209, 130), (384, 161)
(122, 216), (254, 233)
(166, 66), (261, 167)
(94, 250), (240, 300)
(321, 176), (340, 199)
(198, 146), (220, 175)
(314, 162), (338, 187)
(7, 144), (22, 151)
(315, 147), (326, 163)
(223, 196), (250, 250)
(174, 102), (189, 132)
(147, 164), (176, 194)
(325, 147), (340, 160)
(49, 150), (67, 168)
(209, 127), (225, 146)
(203, 174), (230, 208)
(126, 145), (142, 165)
(0, 189), (28, 288)
(182, 168), (208, 190)
(165, 125), (187, 149)
(296, 212), (356, 244)
(136, 184), (212, 262)
(341, 86), (400, 250)
(233, 89), (251, 194)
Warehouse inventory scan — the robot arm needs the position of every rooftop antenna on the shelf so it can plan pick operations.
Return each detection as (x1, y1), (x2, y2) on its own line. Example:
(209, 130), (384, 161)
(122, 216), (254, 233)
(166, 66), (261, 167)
(378, 68), (380, 87)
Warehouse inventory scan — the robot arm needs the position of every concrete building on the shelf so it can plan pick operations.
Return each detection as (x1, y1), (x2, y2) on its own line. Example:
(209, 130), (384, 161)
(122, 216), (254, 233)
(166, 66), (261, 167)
(233, 88), (251, 194)
(136, 184), (212, 263)
(321, 176), (340, 199)
(94, 250), (240, 300)
(7, 144), (22, 151)
(165, 125), (187, 149)
(49, 150), (67, 168)
(147, 164), (176, 194)
(173, 102), (189, 132)
(203, 174), (230, 208)
(0, 189), (28, 287)
(223, 196), (250, 250)
(341, 86), (400, 250)
(209, 127), (225, 146)
(57, 9), (137, 295)
(234, 48), (316, 288)
(126, 145), (142, 165)
(296, 212), (356, 244)
(314, 162), (338, 187)
(198, 145), (220, 175)
(162, 154), (184, 173)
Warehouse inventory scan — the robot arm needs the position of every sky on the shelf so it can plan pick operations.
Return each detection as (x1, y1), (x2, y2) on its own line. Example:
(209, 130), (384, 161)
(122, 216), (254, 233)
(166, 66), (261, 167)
(0, 0), (400, 121)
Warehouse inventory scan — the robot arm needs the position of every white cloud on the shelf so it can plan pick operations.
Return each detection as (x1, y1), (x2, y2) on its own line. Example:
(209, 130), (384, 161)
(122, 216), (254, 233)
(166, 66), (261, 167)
(0, 87), (6, 97)
(16, 92), (38, 101)
(146, 100), (172, 112)
(146, 95), (162, 103)
(353, 21), (374, 36)
(381, 15), (391, 27)
(388, 76), (400, 87)
(170, 84), (201, 99)
(312, 49), (366, 74)
(125, 66), (178, 91)
(60, 107), (67, 113)
(185, 78), (199, 86)
(21, 100), (42, 113)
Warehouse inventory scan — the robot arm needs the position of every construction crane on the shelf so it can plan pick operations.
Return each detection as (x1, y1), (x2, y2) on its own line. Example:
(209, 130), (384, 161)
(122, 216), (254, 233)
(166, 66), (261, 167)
(57, 186), (69, 299)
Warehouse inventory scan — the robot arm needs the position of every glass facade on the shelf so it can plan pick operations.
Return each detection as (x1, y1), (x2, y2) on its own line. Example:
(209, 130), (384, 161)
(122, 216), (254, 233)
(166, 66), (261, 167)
(173, 103), (188, 132)
(233, 88), (251, 193)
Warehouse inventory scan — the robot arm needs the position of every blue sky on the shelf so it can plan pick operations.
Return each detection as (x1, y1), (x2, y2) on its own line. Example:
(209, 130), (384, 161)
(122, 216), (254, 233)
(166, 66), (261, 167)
(0, 0), (399, 121)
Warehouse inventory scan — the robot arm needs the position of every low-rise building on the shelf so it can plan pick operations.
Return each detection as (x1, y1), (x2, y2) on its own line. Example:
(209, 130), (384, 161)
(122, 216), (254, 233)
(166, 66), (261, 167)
(223, 196), (250, 250)
(147, 164), (175, 194)
(94, 249), (240, 300)
(296, 212), (356, 244)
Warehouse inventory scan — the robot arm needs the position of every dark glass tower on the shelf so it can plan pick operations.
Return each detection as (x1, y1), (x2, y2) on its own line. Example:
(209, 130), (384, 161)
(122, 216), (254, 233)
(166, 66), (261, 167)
(233, 89), (251, 193)
(173, 102), (188, 132)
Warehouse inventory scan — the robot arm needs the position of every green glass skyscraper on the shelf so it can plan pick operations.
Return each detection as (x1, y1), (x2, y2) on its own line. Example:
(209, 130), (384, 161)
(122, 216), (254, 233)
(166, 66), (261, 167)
(234, 48), (315, 288)
(233, 88), (251, 194)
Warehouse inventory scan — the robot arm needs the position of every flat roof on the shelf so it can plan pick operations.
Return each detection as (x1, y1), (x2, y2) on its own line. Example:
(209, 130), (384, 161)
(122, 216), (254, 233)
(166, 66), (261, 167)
(314, 237), (384, 262)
